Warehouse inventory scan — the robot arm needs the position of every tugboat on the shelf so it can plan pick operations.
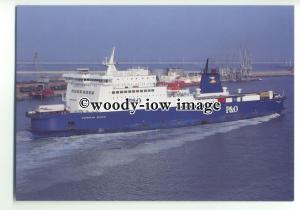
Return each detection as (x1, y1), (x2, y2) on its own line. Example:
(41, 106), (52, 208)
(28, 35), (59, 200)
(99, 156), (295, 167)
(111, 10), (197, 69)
(27, 48), (285, 135)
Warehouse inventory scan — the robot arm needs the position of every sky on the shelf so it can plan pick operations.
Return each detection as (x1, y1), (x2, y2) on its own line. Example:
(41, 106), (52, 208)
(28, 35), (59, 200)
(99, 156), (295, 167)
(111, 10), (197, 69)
(16, 6), (294, 63)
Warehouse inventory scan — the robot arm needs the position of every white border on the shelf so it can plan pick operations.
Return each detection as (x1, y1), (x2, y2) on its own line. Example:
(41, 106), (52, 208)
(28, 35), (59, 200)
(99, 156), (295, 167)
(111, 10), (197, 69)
(0, 1), (297, 210)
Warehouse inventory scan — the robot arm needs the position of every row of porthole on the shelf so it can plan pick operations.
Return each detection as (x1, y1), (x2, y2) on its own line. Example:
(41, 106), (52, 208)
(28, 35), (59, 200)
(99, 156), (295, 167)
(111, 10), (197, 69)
(66, 77), (111, 83)
(71, 89), (95, 94)
(112, 89), (155, 94)
(115, 76), (154, 80)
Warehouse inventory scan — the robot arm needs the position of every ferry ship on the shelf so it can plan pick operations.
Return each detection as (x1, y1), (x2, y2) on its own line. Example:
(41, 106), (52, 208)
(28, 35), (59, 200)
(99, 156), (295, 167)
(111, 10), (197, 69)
(26, 48), (285, 135)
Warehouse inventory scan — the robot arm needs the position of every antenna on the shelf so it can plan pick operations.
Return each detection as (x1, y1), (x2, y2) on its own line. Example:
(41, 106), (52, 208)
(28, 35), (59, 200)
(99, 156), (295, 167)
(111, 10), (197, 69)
(33, 52), (39, 72)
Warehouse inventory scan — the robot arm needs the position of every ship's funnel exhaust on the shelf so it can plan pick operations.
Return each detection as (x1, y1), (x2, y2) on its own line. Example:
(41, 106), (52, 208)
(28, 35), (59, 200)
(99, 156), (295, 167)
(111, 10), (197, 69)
(199, 58), (223, 93)
(204, 58), (209, 74)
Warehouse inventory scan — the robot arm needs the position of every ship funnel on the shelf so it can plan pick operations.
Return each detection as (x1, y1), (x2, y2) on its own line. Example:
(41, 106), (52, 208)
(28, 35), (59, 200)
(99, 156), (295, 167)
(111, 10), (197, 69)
(199, 58), (223, 93)
(104, 47), (118, 75)
(204, 58), (209, 74)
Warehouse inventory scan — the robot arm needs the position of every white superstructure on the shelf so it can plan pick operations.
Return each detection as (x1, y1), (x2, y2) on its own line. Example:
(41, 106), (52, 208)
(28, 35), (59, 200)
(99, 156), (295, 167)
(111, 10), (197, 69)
(58, 48), (269, 113)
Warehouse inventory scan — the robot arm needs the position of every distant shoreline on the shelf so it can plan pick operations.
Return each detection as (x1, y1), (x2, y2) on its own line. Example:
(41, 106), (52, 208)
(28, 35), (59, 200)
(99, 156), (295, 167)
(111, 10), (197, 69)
(16, 69), (294, 77)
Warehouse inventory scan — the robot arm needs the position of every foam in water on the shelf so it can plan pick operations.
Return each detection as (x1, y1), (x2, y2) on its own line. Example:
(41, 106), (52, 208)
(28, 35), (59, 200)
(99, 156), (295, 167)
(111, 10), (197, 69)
(16, 114), (280, 193)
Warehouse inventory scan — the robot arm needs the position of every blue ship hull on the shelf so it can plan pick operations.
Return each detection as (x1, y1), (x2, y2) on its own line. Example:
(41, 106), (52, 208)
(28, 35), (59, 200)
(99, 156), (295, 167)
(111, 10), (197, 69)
(28, 98), (285, 136)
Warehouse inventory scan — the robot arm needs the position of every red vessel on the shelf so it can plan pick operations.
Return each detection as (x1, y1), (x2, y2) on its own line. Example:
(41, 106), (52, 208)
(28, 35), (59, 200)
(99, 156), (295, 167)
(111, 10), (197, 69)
(158, 81), (186, 90)
(30, 85), (54, 98)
